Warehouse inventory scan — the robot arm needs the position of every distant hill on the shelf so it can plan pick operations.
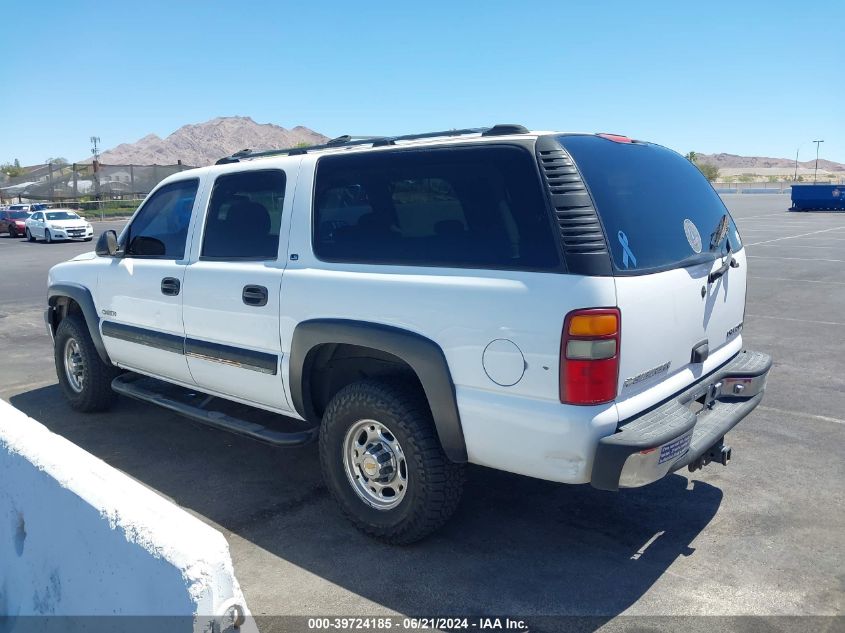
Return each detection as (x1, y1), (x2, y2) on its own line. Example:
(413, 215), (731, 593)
(95, 117), (329, 166)
(695, 152), (844, 172)
(88, 121), (844, 173)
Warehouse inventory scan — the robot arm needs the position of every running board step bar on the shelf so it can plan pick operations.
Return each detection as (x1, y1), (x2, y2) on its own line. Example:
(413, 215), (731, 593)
(111, 373), (318, 447)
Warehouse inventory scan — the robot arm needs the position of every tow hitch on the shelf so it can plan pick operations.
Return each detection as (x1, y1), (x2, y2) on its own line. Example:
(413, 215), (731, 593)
(688, 437), (732, 472)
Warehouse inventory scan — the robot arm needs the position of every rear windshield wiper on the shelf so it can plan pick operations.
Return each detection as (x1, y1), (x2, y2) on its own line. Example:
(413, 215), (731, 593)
(707, 215), (739, 283)
(710, 214), (730, 251)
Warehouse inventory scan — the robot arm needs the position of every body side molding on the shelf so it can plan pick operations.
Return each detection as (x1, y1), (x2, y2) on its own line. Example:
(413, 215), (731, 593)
(102, 321), (184, 355)
(98, 321), (279, 375)
(185, 338), (278, 375)
(47, 283), (111, 364)
(289, 319), (468, 463)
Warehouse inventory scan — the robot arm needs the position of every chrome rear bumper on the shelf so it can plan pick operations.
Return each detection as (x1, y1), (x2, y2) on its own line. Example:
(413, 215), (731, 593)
(591, 349), (772, 491)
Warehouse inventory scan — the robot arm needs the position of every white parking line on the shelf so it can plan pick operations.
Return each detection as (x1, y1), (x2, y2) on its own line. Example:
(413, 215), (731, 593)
(748, 276), (845, 285)
(747, 255), (845, 263)
(757, 406), (845, 426)
(745, 313), (845, 326)
(630, 531), (665, 560)
(760, 235), (845, 239)
(745, 226), (845, 246)
(740, 226), (834, 232)
(748, 244), (845, 249)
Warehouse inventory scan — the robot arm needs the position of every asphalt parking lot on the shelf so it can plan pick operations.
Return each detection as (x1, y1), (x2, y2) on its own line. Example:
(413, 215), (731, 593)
(1, 197), (843, 630)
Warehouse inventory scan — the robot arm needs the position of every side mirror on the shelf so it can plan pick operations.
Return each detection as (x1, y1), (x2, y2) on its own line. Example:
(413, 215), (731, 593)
(95, 230), (118, 257)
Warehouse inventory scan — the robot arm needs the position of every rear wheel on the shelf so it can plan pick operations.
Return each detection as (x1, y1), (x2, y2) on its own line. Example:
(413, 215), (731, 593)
(8, 226), (16, 238)
(319, 379), (465, 544)
(54, 313), (119, 412)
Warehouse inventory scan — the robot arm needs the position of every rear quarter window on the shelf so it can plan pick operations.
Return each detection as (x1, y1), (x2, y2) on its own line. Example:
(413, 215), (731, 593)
(559, 135), (742, 273)
(313, 145), (560, 271)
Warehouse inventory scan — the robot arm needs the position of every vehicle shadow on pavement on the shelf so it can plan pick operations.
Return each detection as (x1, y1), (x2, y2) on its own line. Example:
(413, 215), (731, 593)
(11, 385), (723, 629)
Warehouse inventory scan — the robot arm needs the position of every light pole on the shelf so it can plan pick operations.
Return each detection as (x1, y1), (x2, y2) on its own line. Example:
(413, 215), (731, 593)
(812, 140), (824, 184)
(90, 136), (102, 219)
(793, 144), (804, 182)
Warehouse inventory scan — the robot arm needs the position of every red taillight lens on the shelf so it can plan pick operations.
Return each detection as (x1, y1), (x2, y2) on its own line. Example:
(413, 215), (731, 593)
(560, 308), (620, 405)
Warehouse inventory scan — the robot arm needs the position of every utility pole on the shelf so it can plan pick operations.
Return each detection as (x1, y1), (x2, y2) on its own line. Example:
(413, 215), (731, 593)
(812, 140), (824, 184)
(793, 146), (800, 182)
(91, 136), (102, 219)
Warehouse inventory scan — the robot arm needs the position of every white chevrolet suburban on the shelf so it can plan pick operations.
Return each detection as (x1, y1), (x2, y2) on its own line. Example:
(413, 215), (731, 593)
(45, 126), (771, 543)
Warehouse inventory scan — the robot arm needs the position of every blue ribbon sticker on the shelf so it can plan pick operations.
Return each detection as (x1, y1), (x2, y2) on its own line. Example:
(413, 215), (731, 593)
(617, 230), (637, 269)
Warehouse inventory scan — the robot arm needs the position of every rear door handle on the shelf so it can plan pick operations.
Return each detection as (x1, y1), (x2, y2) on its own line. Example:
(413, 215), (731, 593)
(161, 277), (181, 296)
(242, 285), (268, 307)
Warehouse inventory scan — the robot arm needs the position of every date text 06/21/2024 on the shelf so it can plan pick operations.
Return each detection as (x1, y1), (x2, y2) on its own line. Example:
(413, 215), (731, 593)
(306, 617), (529, 631)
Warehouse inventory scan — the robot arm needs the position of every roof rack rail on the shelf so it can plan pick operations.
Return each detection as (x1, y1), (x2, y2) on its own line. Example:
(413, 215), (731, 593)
(481, 124), (529, 137)
(214, 125), (526, 165)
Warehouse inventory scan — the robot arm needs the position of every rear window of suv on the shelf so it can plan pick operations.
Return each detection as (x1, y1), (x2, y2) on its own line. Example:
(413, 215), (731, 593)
(313, 145), (560, 270)
(559, 135), (742, 273)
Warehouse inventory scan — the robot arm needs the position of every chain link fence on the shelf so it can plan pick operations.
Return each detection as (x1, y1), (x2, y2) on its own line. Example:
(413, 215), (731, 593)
(2, 160), (841, 218)
(711, 180), (841, 194)
(0, 161), (197, 219)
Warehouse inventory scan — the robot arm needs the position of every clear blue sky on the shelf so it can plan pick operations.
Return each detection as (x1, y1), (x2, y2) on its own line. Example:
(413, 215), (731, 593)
(1, 0), (842, 165)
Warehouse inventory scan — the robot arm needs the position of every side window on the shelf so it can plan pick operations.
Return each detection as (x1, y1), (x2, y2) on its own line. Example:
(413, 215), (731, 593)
(201, 170), (286, 260)
(124, 179), (198, 259)
(313, 146), (560, 270)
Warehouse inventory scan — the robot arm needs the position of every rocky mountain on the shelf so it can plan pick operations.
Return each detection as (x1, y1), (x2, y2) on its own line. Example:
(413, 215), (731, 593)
(91, 120), (844, 172)
(96, 117), (329, 166)
(695, 152), (844, 171)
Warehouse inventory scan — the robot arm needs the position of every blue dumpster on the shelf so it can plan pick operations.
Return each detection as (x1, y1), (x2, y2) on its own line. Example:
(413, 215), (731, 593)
(790, 184), (845, 211)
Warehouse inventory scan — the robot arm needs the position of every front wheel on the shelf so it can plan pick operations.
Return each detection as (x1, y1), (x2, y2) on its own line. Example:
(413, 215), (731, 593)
(54, 314), (119, 411)
(319, 379), (465, 544)
(26, 228), (34, 242)
(8, 226), (16, 238)
(45, 229), (52, 244)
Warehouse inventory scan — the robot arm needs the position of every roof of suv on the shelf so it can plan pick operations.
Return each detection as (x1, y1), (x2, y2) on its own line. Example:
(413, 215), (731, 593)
(212, 124), (559, 166)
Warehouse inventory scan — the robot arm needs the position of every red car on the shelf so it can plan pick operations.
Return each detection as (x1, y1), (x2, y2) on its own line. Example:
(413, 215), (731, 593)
(0, 209), (31, 237)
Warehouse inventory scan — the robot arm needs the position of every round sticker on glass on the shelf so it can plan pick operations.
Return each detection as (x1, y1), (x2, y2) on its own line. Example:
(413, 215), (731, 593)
(683, 219), (702, 253)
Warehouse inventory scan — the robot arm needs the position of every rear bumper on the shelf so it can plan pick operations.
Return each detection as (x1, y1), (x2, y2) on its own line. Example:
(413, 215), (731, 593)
(590, 349), (772, 491)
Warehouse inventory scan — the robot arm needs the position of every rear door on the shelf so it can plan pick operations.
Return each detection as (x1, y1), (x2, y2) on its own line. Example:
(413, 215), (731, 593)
(558, 136), (746, 415)
(181, 166), (298, 413)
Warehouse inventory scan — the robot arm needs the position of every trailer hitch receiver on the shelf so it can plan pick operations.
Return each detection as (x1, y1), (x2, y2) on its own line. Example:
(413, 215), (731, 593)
(688, 437), (732, 472)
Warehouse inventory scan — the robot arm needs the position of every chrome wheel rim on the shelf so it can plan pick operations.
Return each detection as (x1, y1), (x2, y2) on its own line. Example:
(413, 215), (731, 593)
(63, 337), (85, 393)
(343, 419), (408, 510)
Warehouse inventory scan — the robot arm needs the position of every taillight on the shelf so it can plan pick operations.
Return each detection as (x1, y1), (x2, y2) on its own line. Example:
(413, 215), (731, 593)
(560, 308), (620, 405)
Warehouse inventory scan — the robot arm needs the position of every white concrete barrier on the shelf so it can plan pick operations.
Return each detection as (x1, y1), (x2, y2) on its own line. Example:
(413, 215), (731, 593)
(0, 399), (254, 632)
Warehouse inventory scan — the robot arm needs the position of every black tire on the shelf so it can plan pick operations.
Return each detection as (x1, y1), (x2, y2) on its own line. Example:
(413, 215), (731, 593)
(45, 229), (52, 244)
(8, 226), (16, 238)
(54, 313), (119, 412)
(319, 379), (465, 544)
(84, 237), (92, 242)
(26, 228), (34, 242)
